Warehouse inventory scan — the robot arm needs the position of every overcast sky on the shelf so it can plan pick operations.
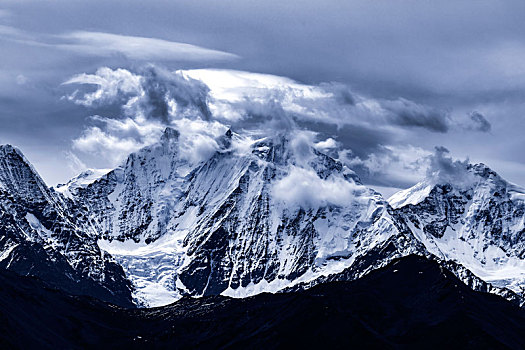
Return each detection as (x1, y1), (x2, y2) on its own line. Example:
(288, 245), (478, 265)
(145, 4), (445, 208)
(1, 0), (525, 196)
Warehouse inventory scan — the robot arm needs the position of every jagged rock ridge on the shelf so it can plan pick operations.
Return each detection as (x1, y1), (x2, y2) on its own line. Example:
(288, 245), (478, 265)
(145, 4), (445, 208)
(0, 145), (133, 307)
(390, 163), (525, 296)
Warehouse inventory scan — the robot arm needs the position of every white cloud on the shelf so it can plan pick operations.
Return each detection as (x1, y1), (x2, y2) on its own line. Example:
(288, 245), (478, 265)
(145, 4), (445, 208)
(273, 166), (367, 208)
(289, 130), (316, 165)
(65, 66), (224, 166)
(339, 144), (431, 188)
(72, 117), (165, 165)
(314, 138), (338, 152)
(58, 31), (240, 62)
(63, 67), (142, 106)
(171, 118), (228, 164)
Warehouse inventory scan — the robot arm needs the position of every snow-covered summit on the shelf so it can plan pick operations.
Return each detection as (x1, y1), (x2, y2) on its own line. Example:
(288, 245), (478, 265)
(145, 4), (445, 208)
(388, 162), (520, 209)
(390, 161), (525, 296)
(55, 168), (112, 199)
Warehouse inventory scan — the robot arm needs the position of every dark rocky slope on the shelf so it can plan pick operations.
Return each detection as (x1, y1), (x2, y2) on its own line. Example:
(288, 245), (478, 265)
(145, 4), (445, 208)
(0, 255), (523, 349)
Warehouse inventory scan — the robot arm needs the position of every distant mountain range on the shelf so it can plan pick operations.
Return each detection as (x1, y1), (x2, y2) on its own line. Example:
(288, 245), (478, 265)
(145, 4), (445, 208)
(0, 128), (524, 310)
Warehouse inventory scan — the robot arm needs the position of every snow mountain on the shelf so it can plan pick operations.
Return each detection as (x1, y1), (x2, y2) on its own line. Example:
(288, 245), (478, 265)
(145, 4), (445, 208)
(70, 128), (411, 305)
(390, 163), (525, 295)
(1, 129), (523, 307)
(0, 145), (133, 307)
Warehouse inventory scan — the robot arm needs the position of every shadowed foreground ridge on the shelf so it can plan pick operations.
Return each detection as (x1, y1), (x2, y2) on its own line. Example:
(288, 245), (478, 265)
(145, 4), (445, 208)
(0, 255), (524, 349)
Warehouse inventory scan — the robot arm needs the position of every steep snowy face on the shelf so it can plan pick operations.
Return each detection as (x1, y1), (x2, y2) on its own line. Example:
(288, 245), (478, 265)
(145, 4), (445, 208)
(75, 130), (408, 306)
(390, 163), (525, 294)
(77, 127), (192, 244)
(0, 145), (132, 306)
(176, 135), (401, 297)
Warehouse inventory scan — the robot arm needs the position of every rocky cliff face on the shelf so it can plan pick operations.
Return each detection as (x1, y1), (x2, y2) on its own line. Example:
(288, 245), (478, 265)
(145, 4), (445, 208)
(0, 145), (133, 307)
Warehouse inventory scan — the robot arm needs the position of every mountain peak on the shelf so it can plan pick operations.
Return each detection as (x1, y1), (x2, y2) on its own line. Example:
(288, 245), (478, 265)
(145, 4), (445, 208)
(216, 128), (234, 150)
(389, 162), (508, 209)
(0, 144), (49, 199)
(55, 168), (112, 199)
(160, 127), (180, 143)
(0, 144), (22, 158)
(468, 162), (499, 180)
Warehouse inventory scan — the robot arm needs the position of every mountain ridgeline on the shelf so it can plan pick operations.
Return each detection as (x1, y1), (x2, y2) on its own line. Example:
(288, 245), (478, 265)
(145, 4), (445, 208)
(0, 128), (524, 308)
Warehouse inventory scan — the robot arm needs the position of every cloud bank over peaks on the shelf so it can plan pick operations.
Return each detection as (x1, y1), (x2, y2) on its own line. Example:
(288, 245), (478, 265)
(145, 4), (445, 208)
(62, 65), (492, 191)
(65, 66), (222, 166)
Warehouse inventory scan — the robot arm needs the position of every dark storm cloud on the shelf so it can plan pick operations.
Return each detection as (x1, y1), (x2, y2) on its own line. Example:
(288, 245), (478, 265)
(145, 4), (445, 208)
(426, 146), (474, 185)
(139, 66), (211, 122)
(468, 111), (491, 132)
(318, 82), (357, 106)
(382, 98), (450, 133)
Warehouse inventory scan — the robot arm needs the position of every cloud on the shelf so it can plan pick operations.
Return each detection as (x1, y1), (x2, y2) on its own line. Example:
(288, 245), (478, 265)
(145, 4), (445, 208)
(289, 130), (316, 165)
(58, 31), (240, 62)
(62, 66), (491, 188)
(73, 125), (158, 164)
(340, 144), (431, 188)
(136, 66), (211, 123)
(272, 166), (367, 208)
(381, 98), (450, 133)
(182, 69), (456, 138)
(63, 67), (142, 106)
(64, 151), (87, 175)
(426, 146), (476, 187)
(65, 66), (211, 121)
(318, 82), (358, 106)
(72, 115), (165, 164)
(314, 137), (338, 152)
(170, 118), (228, 164)
(467, 111), (491, 132)
(65, 66), (226, 166)
(64, 151), (87, 174)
